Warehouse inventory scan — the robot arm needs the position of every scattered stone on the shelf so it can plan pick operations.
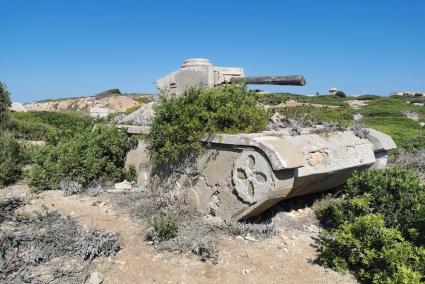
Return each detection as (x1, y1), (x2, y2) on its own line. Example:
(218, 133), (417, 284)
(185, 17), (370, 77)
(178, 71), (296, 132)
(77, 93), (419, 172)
(113, 180), (133, 191)
(353, 113), (364, 121)
(350, 124), (369, 139)
(192, 241), (219, 264)
(89, 272), (104, 284)
(267, 111), (312, 133)
(113, 102), (155, 125)
(403, 111), (420, 121)
(91, 201), (106, 207)
(244, 233), (259, 242)
(347, 100), (367, 109)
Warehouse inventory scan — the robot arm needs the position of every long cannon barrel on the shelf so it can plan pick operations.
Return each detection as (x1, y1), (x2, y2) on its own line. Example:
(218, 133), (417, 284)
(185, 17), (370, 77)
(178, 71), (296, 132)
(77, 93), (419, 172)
(230, 75), (306, 86)
(156, 59), (307, 96)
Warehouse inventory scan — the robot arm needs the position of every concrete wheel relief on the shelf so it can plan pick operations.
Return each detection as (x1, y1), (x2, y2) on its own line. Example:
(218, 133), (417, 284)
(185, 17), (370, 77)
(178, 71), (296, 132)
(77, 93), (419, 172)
(232, 150), (275, 204)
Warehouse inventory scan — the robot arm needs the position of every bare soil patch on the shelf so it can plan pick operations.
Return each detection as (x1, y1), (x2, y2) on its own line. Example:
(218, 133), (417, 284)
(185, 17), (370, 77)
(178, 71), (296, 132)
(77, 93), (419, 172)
(1, 184), (358, 283)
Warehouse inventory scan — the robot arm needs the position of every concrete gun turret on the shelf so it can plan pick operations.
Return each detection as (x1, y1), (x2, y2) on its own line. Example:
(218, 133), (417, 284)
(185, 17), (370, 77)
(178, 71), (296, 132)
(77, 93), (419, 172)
(121, 58), (397, 221)
(156, 58), (305, 96)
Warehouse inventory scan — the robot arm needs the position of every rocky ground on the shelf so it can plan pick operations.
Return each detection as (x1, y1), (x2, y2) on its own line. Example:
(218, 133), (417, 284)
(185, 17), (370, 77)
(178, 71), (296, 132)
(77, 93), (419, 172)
(23, 94), (154, 113)
(0, 183), (358, 284)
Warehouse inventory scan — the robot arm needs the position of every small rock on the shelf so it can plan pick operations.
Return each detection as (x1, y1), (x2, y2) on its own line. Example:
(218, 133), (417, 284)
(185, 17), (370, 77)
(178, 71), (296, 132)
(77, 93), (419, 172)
(89, 272), (104, 284)
(114, 180), (132, 191)
(202, 215), (225, 227)
(244, 233), (258, 242)
(278, 245), (289, 252)
(241, 269), (250, 275)
(91, 201), (102, 207)
(353, 113), (364, 121)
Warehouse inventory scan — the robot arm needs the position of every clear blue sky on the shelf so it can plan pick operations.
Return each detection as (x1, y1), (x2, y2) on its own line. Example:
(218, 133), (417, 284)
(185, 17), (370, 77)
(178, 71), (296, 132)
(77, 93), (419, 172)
(1, 0), (424, 102)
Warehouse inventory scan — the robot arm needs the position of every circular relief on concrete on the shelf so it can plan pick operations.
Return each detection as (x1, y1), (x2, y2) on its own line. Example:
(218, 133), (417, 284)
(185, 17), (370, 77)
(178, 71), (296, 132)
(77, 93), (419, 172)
(232, 150), (275, 204)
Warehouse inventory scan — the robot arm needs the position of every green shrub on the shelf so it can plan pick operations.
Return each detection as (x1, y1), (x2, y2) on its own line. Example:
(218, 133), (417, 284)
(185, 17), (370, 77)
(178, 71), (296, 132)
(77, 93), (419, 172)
(0, 133), (28, 186)
(9, 111), (93, 142)
(96, 89), (121, 97)
(27, 125), (137, 190)
(0, 82), (12, 130)
(334, 91), (347, 98)
(355, 95), (381, 101)
(148, 85), (268, 164)
(6, 117), (53, 140)
(319, 214), (425, 283)
(346, 168), (425, 244)
(147, 214), (178, 241)
(317, 168), (425, 243)
(12, 111), (92, 130)
(316, 168), (425, 283)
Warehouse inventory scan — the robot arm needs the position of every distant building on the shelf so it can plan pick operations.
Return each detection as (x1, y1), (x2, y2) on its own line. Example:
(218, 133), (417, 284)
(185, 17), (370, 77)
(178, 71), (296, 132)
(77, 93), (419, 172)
(391, 91), (425, 97)
(329, 88), (339, 95)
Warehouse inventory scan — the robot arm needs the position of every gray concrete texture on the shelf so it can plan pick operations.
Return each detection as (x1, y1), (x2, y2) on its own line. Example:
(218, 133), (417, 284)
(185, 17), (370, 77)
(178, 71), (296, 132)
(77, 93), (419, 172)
(126, 128), (396, 220)
(124, 59), (397, 220)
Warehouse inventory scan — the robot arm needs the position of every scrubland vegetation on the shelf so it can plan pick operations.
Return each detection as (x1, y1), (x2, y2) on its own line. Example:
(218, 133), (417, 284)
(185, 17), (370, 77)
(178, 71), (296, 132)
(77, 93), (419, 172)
(258, 92), (425, 282)
(315, 168), (425, 283)
(1, 81), (425, 283)
(0, 82), (137, 190)
(27, 125), (137, 190)
(259, 93), (425, 149)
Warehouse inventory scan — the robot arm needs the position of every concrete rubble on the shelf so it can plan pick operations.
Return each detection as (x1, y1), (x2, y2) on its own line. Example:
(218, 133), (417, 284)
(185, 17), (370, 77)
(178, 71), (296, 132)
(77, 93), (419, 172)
(113, 180), (133, 191)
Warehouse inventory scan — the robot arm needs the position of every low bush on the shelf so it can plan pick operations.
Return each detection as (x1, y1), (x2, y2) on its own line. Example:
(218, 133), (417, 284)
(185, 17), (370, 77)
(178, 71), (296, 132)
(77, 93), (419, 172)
(389, 148), (425, 182)
(146, 213), (179, 242)
(27, 125), (137, 190)
(0, 82), (12, 130)
(6, 112), (93, 145)
(334, 91), (346, 98)
(148, 85), (268, 164)
(0, 133), (28, 186)
(9, 111), (92, 142)
(6, 117), (53, 140)
(355, 95), (381, 100)
(11, 111), (92, 130)
(316, 168), (425, 283)
(319, 214), (425, 283)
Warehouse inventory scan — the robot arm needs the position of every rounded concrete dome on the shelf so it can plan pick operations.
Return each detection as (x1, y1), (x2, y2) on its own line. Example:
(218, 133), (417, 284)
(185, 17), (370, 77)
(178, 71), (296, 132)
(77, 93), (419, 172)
(181, 58), (212, 68)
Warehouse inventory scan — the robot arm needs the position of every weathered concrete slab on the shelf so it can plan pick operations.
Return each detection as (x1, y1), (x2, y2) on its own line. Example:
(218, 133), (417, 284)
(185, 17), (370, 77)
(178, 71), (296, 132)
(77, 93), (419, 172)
(127, 127), (397, 221)
(366, 128), (397, 151)
(203, 133), (305, 170)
